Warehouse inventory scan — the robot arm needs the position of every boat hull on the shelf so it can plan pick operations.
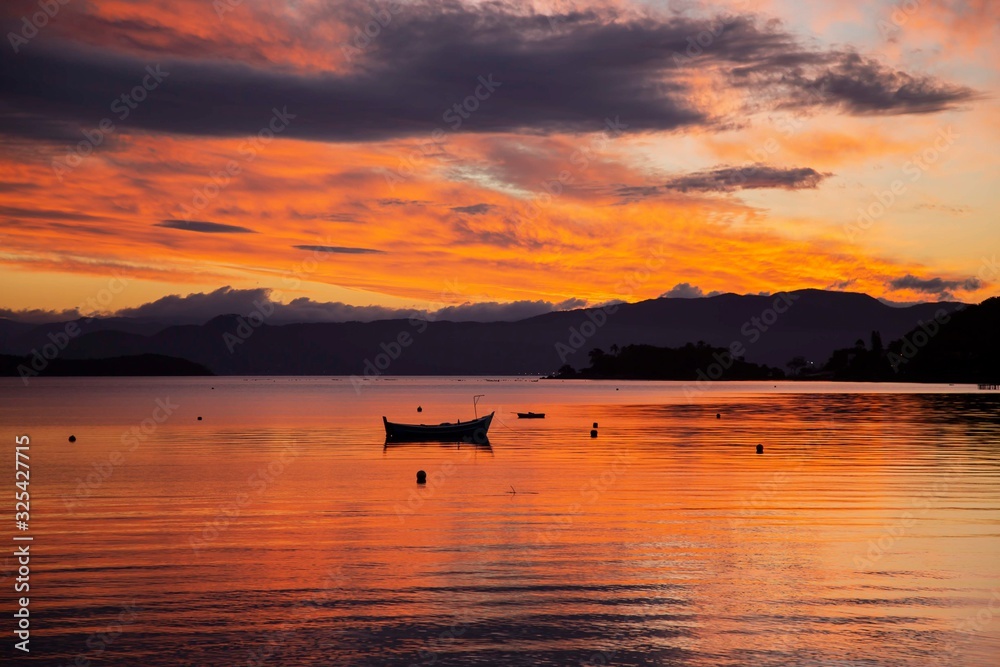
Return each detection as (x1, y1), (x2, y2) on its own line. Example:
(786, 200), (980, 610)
(517, 412), (545, 419)
(383, 412), (493, 443)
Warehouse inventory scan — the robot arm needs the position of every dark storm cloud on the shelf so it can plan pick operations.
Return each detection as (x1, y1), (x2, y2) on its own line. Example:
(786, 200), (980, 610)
(757, 52), (980, 115)
(887, 274), (982, 296)
(661, 165), (829, 193)
(155, 219), (256, 233)
(292, 245), (384, 254)
(0, 4), (978, 144)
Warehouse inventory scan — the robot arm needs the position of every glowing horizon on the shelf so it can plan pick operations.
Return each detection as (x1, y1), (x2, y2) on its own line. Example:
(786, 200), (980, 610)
(1, 0), (998, 317)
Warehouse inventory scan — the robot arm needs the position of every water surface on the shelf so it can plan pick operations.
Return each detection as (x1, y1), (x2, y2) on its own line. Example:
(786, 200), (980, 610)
(2, 378), (999, 666)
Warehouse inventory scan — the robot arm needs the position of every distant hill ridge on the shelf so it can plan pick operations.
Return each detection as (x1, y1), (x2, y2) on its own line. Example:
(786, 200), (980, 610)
(0, 289), (970, 376)
(0, 353), (213, 378)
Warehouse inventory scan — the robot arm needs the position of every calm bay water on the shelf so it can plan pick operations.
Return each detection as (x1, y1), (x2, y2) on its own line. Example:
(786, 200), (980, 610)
(2, 377), (999, 666)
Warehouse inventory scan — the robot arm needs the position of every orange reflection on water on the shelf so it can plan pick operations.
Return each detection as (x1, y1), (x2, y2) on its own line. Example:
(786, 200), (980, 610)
(5, 378), (999, 665)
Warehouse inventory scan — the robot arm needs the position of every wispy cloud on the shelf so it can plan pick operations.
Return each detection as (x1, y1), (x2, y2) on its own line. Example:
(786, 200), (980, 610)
(451, 204), (495, 215)
(155, 219), (256, 233)
(886, 274), (983, 299)
(292, 245), (384, 254)
(0, 205), (109, 221)
(661, 166), (829, 193)
(660, 283), (724, 298)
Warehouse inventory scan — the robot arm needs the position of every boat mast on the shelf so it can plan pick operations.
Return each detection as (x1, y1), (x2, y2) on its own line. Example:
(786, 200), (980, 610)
(473, 394), (485, 418)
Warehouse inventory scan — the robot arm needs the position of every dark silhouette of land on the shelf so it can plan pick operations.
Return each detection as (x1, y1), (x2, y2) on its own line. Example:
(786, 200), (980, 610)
(800, 296), (999, 382)
(554, 298), (998, 383)
(0, 353), (213, 378)
(0, 290), (969, 377)
(549, 343), (784, 380)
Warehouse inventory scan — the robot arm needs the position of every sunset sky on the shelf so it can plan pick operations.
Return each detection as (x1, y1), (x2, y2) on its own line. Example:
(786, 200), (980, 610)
(1, 0), (998, 321)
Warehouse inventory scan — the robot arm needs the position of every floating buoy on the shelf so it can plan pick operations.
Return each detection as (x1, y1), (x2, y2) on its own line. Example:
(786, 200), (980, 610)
(756, 444), (764, 454)
(417, 406), (422, 413)
(592, 422), (599, 429)
(590, 429), (598, 438)
(197, 416), (203, 421)
(716, 413), (721, 419)
(416, 470), (427, 484)
(68, 435), (76, 443)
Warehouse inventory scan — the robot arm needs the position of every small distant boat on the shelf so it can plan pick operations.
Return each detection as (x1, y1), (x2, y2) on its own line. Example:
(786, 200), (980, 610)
(516, 412), (545, 419)
(383, 413), (493, 443)
(383, 395), (492, 443)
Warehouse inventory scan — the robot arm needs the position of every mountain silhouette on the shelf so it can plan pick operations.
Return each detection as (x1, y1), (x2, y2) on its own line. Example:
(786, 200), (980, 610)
(0, 290), (967, 376)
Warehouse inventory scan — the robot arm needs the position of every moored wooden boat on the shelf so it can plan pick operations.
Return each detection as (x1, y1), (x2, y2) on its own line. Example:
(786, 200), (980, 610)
(383, 412), (493, 443)
(516, 412), (545, 419)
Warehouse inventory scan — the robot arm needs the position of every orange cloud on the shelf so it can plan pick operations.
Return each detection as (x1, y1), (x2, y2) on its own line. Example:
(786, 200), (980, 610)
(3, 121), (983, 311)
(1, 1), (995, 312)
